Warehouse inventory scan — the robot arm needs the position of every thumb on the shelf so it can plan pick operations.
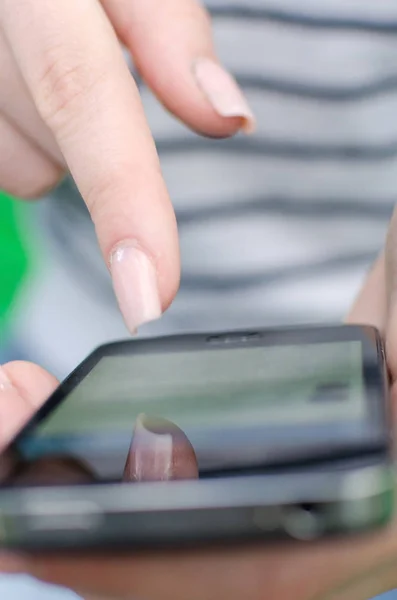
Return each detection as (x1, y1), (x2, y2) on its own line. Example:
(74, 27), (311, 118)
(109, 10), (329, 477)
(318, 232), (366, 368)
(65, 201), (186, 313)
(123, 414), (199, 482)
(345, 250), (397, 420)
(0, 362), (58, 451)
(385, 208), (397, 382)
(346, 252), (386, 333)
(103, 0), (255, 137)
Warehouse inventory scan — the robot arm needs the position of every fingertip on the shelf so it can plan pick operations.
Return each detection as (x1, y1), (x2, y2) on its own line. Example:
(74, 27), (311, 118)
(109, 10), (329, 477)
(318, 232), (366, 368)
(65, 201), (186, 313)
(149, 56), (256, 140)
(190, 114), (253, 140)
(191, 57), (256, 137)
(108, 0), (255, 139)
(109, 237), (180, 333)
(124, 415), (199, 482)
(2, 362), (58, 408)
(0, 363), (57, 450)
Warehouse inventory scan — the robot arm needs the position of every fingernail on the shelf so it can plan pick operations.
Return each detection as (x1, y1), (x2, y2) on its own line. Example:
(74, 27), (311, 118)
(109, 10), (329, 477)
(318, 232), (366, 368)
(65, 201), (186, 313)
(124, 414), (199, 482)
(193, 58), (256, 133)
(0, 366), (12, 392)
(124, 414), (173, 482)
(110, 244), (162, 334)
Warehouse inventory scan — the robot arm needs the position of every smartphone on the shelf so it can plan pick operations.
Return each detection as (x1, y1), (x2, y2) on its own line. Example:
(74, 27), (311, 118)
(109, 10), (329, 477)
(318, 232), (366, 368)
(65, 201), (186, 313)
(0, 324), (393, 550)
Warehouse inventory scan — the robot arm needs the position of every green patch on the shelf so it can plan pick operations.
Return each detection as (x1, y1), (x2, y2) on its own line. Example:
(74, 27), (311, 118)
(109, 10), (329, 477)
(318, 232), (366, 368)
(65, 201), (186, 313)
(0, 192), (30, 326)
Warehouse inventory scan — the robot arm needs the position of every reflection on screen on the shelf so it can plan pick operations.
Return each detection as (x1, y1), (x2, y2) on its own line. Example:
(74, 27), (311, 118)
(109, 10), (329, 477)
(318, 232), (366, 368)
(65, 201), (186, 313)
(10, 341), (366, 485)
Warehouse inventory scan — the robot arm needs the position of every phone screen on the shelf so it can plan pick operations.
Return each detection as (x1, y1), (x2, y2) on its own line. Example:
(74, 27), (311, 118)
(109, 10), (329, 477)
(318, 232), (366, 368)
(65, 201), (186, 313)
(3, 334), (385, 487)
(5, 336), (378, 484)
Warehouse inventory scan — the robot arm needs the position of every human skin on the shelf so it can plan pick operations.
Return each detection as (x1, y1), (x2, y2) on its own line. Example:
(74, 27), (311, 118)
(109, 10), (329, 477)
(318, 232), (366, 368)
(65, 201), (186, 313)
(1, 252), (397, 600)
(0, 0), (254, 334)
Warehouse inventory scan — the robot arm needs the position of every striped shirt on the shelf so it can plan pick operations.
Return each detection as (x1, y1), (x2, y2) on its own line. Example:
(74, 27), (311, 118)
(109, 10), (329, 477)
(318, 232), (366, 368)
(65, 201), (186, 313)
(12, 0), (397, 380)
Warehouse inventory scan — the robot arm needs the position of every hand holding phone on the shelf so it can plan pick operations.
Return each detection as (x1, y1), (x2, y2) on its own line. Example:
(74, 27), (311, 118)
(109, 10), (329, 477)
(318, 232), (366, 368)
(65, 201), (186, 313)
(0, 324), (393, 549)
(0, 325), (396, 600)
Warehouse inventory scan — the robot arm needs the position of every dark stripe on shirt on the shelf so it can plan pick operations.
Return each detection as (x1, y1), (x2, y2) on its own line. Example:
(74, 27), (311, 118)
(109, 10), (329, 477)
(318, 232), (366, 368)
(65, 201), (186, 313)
(45, 202), (380, 297)
(238, 73), (397, 102)
(181, 252), (377, 291)
(176, 195), (395, 226)
(156, 137), (397, 162)
(209, 4), (397, 34)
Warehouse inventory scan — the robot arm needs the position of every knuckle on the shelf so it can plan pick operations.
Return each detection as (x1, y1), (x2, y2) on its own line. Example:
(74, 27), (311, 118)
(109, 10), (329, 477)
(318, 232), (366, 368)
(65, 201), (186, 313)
(35, 46), (102, 131)
(171, 1), (212, 32)
(5, 166), (63, 200)
(26, 172), (63, 200)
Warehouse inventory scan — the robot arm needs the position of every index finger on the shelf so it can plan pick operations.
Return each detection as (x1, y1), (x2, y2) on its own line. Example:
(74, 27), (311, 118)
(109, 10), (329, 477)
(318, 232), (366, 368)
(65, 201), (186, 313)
(0, 0), (180, 333)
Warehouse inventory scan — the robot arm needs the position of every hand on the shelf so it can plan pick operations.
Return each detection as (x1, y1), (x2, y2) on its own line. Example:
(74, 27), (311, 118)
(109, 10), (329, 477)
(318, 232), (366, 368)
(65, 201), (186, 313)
(1, 357), (397, 600)
(0, 0), (254, 332)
